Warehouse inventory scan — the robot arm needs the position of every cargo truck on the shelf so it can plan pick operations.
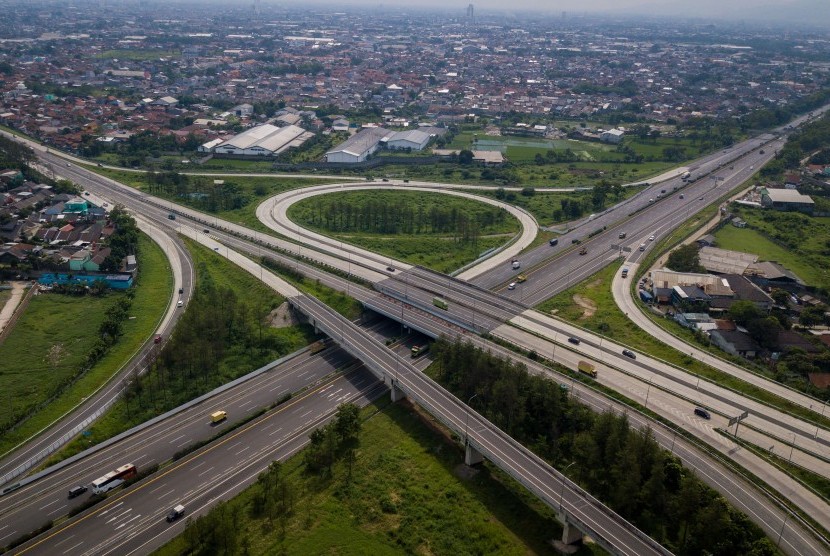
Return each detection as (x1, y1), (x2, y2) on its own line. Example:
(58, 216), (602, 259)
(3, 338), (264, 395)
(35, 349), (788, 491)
(577, 360), (597, 378)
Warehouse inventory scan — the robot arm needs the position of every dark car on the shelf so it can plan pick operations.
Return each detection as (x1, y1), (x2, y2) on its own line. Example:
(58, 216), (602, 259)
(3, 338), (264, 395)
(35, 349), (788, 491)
(567, 337), (581, 345)
(203, 229), (209, 234)
(549, 238), (559, 246)
(622, 349), (636, 359)
(386, 266), (395, 272)
(179, 288), (184, 294)
(68, 485), (87, 498)
(571, 238), (581, 245)
(694, 407), (711, 420)
(167, 504), (186, 522)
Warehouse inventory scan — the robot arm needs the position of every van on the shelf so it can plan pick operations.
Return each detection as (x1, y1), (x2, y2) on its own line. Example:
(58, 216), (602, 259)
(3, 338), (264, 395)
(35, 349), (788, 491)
(694, 407), (711, 420)
(168, 213), (175, 220)
(68, 485), (88, 499)
(549, 238), (559, 246)
(210, 410), (227, 423)
(167, 504), (186, 522)
(639, 243), (646, 252)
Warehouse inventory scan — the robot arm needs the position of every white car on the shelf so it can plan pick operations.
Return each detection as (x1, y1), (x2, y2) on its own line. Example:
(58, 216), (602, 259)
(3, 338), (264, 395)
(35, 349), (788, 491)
(649, 235), (655, 241)
(508, 282), (516, 290)
(639, 243), (646, 252)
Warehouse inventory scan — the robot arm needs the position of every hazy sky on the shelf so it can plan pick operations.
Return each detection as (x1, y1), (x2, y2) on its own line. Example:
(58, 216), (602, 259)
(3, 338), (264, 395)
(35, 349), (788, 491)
(278, 0), (827, 27)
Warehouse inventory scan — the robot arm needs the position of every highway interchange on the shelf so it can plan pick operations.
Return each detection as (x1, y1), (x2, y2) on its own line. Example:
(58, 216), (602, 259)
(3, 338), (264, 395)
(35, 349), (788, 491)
(2, 110), (830, 555)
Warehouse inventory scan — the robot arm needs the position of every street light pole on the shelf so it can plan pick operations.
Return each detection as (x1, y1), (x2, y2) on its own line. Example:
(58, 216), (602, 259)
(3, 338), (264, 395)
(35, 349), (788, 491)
(464, 393), (479, 445)
(559, 461), (576, 511)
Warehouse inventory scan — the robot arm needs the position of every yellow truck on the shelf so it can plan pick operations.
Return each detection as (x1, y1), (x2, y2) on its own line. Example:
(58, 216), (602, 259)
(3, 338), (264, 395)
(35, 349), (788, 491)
(210, 410), (227, 424)
(577, 360), (597, 378)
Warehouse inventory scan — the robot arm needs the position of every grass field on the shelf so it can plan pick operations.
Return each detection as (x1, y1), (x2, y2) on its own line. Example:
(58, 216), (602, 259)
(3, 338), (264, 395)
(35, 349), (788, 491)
(0, 234), (171, 456)
(717, 207), (830, 290)
(288, 190), (521, 274)
(155, 401), (593, 556)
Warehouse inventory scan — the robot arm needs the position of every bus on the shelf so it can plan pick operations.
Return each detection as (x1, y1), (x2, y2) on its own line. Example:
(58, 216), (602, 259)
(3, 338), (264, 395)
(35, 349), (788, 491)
(433, 297), (448, 310)
(91, 464), (137, 495)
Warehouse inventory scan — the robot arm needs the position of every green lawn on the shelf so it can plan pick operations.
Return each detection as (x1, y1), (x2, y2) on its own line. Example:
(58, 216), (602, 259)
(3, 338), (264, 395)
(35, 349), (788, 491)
(0, 233), (171, 455)
(288, 190), (521, 274)
(717, 207), (830, 291)
(155, 402), (593, 556)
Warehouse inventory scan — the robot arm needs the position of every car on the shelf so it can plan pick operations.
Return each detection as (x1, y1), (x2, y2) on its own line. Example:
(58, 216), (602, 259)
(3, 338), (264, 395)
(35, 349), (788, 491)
(549, 238), (559, 246)
(639, 243), (646, 251)
(648, 198), (654, 203)
(579, 247), (587, 255)
(66, 162), (71, 167)
(622, 349), (636, 359)
(516, 274), (527, 283)
(382, 178), (389, 182)
(177, 300), (184, 308)
(68, 485), (88, 498)
(571, 238), (581, 245)
(567, 337), (580, 345)
(679, 194), (684, 199)
(83, 191), (90, 196)
(649, 235), (655, 241)
(97, 163), (103, 167)
(507, 282), (516, 290)
(213, 247), (219, 251)
(154, 335), (162, 344)
(386, 266), (395, 272)
(102, 203), (108, 207)
(759, 149), (765, 154)
(559, 383), (570, 391)
(618, 232), (627, 239)
(660, 189), (666, 194)
(167, 504), (186, 523)
(698, 197), (704, 201)
(203, 229), (210, 234)
(179, 288), (184, 294)
(694, 407), (711, 420)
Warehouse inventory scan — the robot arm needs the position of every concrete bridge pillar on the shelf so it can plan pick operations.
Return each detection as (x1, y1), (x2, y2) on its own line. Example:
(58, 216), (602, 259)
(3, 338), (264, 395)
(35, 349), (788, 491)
(390, 382), (405, 402)
(557, 513), (584, 545)
(465, 443), (484, 466)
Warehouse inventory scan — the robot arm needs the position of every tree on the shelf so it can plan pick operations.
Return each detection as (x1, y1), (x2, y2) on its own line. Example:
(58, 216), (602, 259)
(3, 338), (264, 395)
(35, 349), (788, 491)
(665, 244), (704, 273)
(747, 316), (781, 348)
(458, 149), (474, 165)
(728, 300), (763, 326)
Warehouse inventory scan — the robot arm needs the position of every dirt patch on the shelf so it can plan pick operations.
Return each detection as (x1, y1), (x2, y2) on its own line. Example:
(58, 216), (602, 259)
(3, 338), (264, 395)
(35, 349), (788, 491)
(266, 301), (300, 329)
(572, 294), (597, 319)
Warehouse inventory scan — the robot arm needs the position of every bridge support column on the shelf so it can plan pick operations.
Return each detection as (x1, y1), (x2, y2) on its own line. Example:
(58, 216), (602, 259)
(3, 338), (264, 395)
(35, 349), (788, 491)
(464, 443), (484, 466)
(557, 513), (584, 546)
(390, 382), (405, 402)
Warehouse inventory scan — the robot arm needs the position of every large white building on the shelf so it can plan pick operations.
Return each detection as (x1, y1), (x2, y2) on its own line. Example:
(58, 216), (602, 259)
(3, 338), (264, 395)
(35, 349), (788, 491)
(210, 124), (312, 156)
(386, 129), (432, 151)
(600, 128), (625, 144)
(325, 127), (393, 163)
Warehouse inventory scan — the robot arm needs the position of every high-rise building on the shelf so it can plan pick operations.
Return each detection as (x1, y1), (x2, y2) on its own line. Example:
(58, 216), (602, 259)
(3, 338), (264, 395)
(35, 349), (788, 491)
(466, 3), (474, 21)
